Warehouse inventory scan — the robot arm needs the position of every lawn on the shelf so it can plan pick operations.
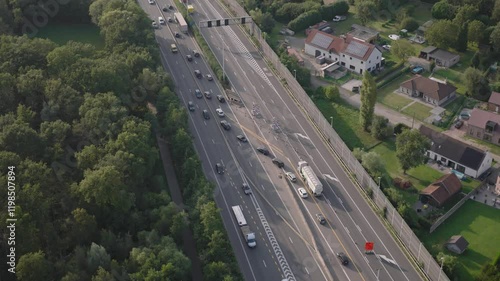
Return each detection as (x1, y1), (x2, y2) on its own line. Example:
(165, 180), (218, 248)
(401, 102), (432, 122)
(36, 23), (104, 48)
(421, 200), (500, 281)
(432, 68), (466, 95)
(315, 98), (378, 149)
(377, 74), (413, 110)
(465, 135), (500, 156)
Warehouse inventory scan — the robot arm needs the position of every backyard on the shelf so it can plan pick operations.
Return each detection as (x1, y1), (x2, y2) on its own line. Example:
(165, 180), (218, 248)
(36, 23), (104, 48)
(421, 200), (500, 281)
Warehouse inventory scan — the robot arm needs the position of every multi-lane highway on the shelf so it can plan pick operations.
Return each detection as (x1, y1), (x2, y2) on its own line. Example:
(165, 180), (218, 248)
(139, 0), (425, 280)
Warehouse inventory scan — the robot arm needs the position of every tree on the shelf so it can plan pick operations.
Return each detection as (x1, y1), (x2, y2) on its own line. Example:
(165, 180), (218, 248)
(324, 86), (340, 101)
(17, 251), (52, 281)
(260, 12), (275, 33)
(456, 23), (468, 52)
(0, 72), (16, 115)
(396, 129), (430, 174)
(493, 0), (500, 23)
(359, 72), (377, 131)
(87, 243), (111, 274)
(453, 4), (478, 26)
(425, 20), (459, 49)
(361, 151), (384, 177)
(399, 17), (419, 32)
(431, 1), (456, 20)
(468, 20), (487, 44)
(490, 22), (500, 53)
(436, 252), (458, 276)
(353, 147), (365, 161)
(204, 261), (231, 281)
(391, 40), (415, 63)
(92, 267), (115, 281)
(464, 67), (490, 100)
(356, 0), (376, 25)
(371, 116), (390, 140)
(199, 201), (224, 237)
(476, 255), (500, 281)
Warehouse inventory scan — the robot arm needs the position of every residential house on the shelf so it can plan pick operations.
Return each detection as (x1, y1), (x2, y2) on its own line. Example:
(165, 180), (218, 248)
(419, 46), (460, 67)
(347, 24), (379, 43)
(487, 91), (500, 113)
(445, 235), (469, 254)
(467, 108), (500, 145)
(420, 173), (462, 207)
(304, 30), (382, 75)
(400, 75), (457, 106)
(420, 125), (492, 178)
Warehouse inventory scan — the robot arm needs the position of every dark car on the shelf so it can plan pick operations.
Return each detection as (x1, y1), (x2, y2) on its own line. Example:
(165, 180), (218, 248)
(272, 158), (284, 168)
(478, 169), (492, 181)
(162, 6), (169, 11)
(256, 147), (269, 155)
(187, 101), (195, 111)
(237, 135), (247, 142)
(202, 110), (210, 120)
(454, 120), (464, 129)
(186, 54), (193, 61)
(242, 183), (251, 195)
(217, 95), (225, 103)
(337, 252), (349, 265)
(204, 91), (212, 99)
(168, 4), (174, 9)
(193, 50), (200, 57)
(220, 120), (231, 130)
(174, 32), (180, 38)
(194, 89), (203, 99)
(215, 163), (223, 174)
(316, 213), (326, 225)
(194, 70), (202, 78)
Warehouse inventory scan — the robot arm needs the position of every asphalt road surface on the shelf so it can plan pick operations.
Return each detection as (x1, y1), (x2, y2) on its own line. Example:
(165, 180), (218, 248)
(139, 0), (425, 280)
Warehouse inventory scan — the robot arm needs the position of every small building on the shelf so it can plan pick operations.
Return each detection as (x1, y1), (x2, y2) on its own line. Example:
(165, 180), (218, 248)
(400, 75), (456, 106)
(467, 108), (500, 145)
(420, 174), (462, 207)
(445, 235), (469, 254)
(305, 21), (330, 36)
(286, 47), (304, 66)
(347, 24), (379, 43)
(304, 29), (382, 75)
(420, 125), (492, 178)
(419, 46), (460, 68)
(487, 91), (500, 113)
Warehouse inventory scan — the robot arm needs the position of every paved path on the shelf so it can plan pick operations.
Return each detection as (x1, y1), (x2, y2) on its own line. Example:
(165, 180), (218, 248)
(156, 135), (204, 281)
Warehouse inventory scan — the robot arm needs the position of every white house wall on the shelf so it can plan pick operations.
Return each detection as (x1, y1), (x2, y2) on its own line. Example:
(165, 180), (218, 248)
(426, 150), (492, 178)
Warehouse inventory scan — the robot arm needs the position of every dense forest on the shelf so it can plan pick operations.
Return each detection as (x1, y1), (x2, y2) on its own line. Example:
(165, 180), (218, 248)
(0, 0), (241, 280)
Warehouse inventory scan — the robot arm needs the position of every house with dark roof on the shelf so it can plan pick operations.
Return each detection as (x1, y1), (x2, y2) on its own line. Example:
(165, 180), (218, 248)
(445, 235), (469, 254)
(419, 46), (460, 68)
(467, 108), (500, 145)
(399, 75), (456, 106)
(304, 30), (382, 75)
(420, 126), (492, 178)
(420, 173), (462, 207)
(487, 91), (500, 113)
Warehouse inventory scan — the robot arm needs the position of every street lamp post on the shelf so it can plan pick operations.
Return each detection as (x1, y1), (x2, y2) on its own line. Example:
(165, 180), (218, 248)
(293, 69), (297, 79)
(330, 116), (333, 127)
(378, 176), (381, 189)
(438, 257), (444, 281)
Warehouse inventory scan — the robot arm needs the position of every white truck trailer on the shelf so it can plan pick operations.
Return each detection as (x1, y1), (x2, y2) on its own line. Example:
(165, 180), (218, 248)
(232, 205), (256, 248)
(298, 161), (323, 196)
(174, 12), (188, 34)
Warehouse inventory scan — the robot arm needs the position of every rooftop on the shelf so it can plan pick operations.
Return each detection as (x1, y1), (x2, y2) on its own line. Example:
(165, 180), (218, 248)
(488, 91), (500, 105)
(420, 173), (462, 206)
(446, 235), (469, 251)
(468, 108), (500, 133)
(305, 30), (378, 60)
(420, 125), (487, 170)
(348, 24), (379, 41)
(400, 75), (457, 101)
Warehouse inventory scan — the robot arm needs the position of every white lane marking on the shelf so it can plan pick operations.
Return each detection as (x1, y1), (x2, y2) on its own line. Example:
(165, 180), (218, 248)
(289, 237), (293, 244)
(324, 174), (338, 182)
(212, 139), (215, 144)
(305, 267), (310, 275)
(249, 161), (253, 167)
(270, 99), (275, 104)
(261, 184), (265, 191)
(263, 260), (267, 268)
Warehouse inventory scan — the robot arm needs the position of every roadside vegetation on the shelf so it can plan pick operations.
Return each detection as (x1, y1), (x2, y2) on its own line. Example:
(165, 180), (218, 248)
(0, 1), (241, 281)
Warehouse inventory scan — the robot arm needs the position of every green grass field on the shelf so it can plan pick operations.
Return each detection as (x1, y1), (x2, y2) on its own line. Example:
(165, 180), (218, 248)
(36, 23), (104, 48)
(422, 200), (500, 281)
(401, 101), (432, 121)
(377, 74), (413, 110)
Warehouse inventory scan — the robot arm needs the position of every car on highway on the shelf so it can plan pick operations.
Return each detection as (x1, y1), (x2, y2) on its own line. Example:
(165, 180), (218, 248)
(256, 147), (269, 155)
(148, 0), (154, 4)
(194, 89), (202, 99)
(175, 32), (180, 38)
(168, 4), (174, 9)
(194, 70), (202, 78)
(187, 101), (195, 111)
(216, 108), (225, 117)
(215, 163), (223, 174)
(217, 95), (225, 103)
(388, 34), (400, 40)
(297, 188), (308, 198)
(220, 120), (231, 130)
(167, 17), (173, 23)
(337, 252), (349, 265)
(162, 6), (169, 11)
(193, 50), (200, 57)
(206, 74), (213, 81)
(237, 135), (247, 142)
(272, 158), (284, 168)
(151, 21), (158, 29)
(204, 91), (212, 99)
(186, 54), (193, 61)
(202, 110), (210, 120)
(158, 17), (165, 25)
(286, 172), (297, 182)
(316, 213), (326, 225)
(242, 183), (252, 195)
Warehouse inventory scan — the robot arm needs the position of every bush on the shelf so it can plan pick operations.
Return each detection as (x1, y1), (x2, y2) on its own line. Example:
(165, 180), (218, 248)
(393, 123), (410, 135)
(287, 10), (322, 32)
(319, 1), (349, 19)
(399, 17), (419, 32)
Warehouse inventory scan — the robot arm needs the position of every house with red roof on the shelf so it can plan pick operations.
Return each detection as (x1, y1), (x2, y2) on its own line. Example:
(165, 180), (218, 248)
(304, 29), (382, 75)
(399, 75), (456, 106)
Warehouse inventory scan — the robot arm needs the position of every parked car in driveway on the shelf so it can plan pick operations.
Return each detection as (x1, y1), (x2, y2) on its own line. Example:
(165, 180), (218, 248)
(333, 15), (346, 21)
(382, 44), (391, 50)
(454, 120), (464, 129)
(411, 66), (424, 74)
(388, 34), (400, 40)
